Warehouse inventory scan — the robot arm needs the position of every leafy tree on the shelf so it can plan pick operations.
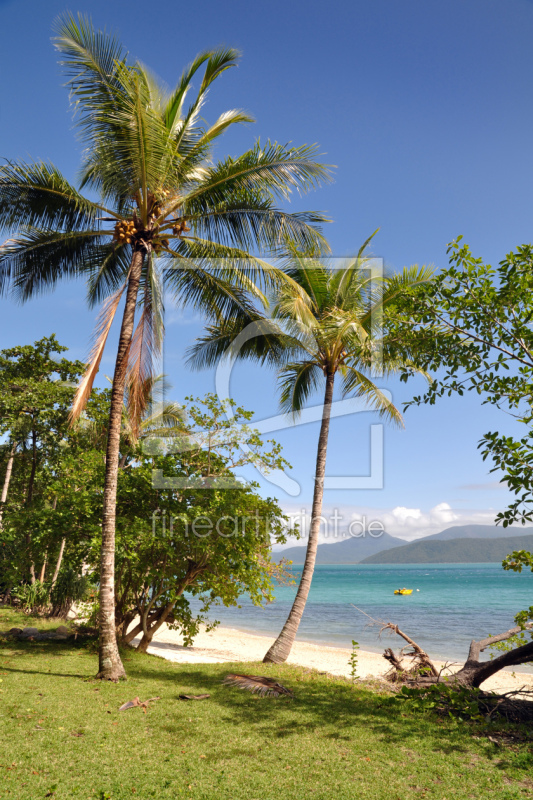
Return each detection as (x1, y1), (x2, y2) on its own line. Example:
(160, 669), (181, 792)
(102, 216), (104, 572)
(92, 394), (293, 651)
(0, 336), (86, 592)
(387, 238), (533, 679)
(189, 239), (432, 662)
(0, 15), (330, 679)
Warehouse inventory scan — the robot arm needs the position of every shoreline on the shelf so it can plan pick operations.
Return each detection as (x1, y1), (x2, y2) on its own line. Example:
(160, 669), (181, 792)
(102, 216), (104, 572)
(131, 622), (533, 694)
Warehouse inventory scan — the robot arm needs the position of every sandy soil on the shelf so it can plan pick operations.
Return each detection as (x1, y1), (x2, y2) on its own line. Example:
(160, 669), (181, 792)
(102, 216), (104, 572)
(131, 623), (533, 694)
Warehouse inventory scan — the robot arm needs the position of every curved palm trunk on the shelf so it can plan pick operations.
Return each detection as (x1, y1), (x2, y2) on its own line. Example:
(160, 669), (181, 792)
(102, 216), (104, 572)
(0, 441), (16, 528)
(263, 370), (335, 664)
(97, 248), (144, 681)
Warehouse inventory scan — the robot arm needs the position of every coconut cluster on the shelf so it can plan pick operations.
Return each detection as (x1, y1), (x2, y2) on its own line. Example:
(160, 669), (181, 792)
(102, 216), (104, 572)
(113, 219), (138, 244)
(172, 218), (191, 237)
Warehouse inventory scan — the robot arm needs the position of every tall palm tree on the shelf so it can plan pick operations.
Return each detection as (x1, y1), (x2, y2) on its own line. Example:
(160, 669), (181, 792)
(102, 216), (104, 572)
(189, 238), (432, 663)
(0, 14), (330, 679)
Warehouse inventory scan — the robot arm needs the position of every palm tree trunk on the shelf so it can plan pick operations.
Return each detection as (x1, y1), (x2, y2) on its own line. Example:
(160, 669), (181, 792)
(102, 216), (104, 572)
(97, 247), (145, 681)
(50, 537), (66, 591)
(0, 441), (16, 528)
(263, 370), (335, 664)
(26, 426), (37, 584)
(38, 553), (47, 584)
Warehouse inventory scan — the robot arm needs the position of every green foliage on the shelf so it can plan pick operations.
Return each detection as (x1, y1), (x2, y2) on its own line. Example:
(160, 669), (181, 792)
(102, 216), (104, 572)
(389, 239), (533, 651)
(503, 550), (533, 573)
(0, 336), (92, 596)
(349, 639), (359, 681)
(0, 339), (290, 638)
(110, 393), (293, 648)
(11, 580), (50, 614)
(50, 570), (95, 617)
(391, 239), (533, 529)
(396, 683), (488, 724)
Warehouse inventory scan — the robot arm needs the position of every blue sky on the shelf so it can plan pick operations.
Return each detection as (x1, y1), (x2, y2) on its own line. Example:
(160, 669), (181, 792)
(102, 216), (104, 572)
(1, 0), (532, 541)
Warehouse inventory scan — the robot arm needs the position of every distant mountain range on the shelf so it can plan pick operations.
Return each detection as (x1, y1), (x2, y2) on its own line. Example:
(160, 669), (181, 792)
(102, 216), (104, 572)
(278, 531), (405, 565)
(360, 532), (533, 564)
(274, 524), (533, 565)
(420, 524), (533, 541)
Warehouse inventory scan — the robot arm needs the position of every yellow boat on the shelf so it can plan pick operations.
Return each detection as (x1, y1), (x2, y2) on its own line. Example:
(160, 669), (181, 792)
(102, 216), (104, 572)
(394, 588), (413, 595)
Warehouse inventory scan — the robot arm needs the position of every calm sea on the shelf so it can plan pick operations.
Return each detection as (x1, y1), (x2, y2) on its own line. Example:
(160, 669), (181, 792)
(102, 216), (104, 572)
(198, 563), (533, 665)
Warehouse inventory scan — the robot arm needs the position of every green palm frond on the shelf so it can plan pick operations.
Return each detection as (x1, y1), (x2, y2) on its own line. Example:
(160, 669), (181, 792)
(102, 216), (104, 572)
(329, 228), (380, 307)
(183, 201), (329, 256)
(52, 12), (128, 140)
(187, 317), (302, 370)
(169, 48), (241, 145)
(380, 264), (435, 309)
(0, 161), (105, 234)
(340, 367), (403, 426)
(278, 360), (323, 415)
(1, 228), (106, 300)
(184, 141), (333, 211)
(162, 236), (291, 301)
(85, 242), (134, 306)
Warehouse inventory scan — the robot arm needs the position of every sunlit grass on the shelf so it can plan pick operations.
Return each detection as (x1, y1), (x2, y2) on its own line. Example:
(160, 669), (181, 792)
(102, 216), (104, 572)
(0, 610), (531, 799)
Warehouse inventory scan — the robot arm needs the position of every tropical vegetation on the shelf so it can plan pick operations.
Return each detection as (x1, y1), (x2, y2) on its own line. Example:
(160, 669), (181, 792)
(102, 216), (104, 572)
(0, 337), (294, 653)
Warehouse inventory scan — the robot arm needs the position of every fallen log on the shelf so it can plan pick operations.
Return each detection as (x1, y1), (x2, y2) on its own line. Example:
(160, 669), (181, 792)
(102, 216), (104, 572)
(381, 621), (533, 688)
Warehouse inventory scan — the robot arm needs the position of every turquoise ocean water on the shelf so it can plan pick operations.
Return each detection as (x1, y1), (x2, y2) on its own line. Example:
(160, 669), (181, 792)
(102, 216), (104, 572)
(198, 564), (532, 665)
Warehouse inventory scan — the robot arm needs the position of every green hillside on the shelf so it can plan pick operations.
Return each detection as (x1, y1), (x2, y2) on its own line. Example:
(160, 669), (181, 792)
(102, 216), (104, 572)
(359, 533), (533, 564)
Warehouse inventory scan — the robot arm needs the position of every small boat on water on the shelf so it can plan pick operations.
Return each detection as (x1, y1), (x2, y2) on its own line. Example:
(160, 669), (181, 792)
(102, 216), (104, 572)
(394, 588), (413, 595)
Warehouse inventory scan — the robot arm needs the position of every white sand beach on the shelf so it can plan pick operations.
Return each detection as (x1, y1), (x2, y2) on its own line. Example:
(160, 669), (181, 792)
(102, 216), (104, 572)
(131, 623), (533, 694)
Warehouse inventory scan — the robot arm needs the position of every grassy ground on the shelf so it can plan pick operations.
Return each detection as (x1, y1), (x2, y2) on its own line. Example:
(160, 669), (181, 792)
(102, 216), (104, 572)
(0, 610), (532, 800)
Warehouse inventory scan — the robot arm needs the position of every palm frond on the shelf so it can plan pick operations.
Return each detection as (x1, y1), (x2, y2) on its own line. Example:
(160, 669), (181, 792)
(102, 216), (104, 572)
(223, 673), (293, 697)
(279, 360), (323, 415)
(341, 367), (404, 427)
(166, 47), (241, 143)
(187, 317), (299, 370)
(183, 202), (329, 263)
(0, 160), (104, 235)
(183, 141), (333, 213)
(330, 228), (379, 307)
(0, 228), (107, 299)
(71, 283), (127, 421)
(85, 242), (133, 306)
(53, 12), (128, 139)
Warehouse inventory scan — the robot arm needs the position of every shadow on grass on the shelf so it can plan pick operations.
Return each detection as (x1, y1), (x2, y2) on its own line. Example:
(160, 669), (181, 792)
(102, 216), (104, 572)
(0, 638), (95, 680)
(124, 656), (479, 758)
(3, 637), (532, 773)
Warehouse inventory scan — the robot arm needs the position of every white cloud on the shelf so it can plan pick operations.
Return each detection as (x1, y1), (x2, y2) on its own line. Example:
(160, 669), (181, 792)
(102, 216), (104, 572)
(275, 500), (502, 548)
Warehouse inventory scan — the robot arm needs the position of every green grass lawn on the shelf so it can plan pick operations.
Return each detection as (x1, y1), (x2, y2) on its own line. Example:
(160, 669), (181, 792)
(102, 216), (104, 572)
(0, 610), (532, 800)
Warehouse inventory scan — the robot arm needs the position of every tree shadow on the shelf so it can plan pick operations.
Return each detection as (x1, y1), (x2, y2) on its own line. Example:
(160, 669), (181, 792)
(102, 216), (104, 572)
(123, 659), (482, 758)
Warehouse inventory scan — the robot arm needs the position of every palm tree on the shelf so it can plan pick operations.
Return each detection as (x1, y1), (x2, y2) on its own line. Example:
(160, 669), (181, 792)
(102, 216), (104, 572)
(0, 14), (330, 679)
(189, 238), (432, 663)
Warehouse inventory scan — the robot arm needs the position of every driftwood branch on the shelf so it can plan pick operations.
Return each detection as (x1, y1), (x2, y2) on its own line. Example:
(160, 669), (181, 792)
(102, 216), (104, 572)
(467, 621), (533, 661)
(378, 622), (439, 679)
(350, 605), (533, 690)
